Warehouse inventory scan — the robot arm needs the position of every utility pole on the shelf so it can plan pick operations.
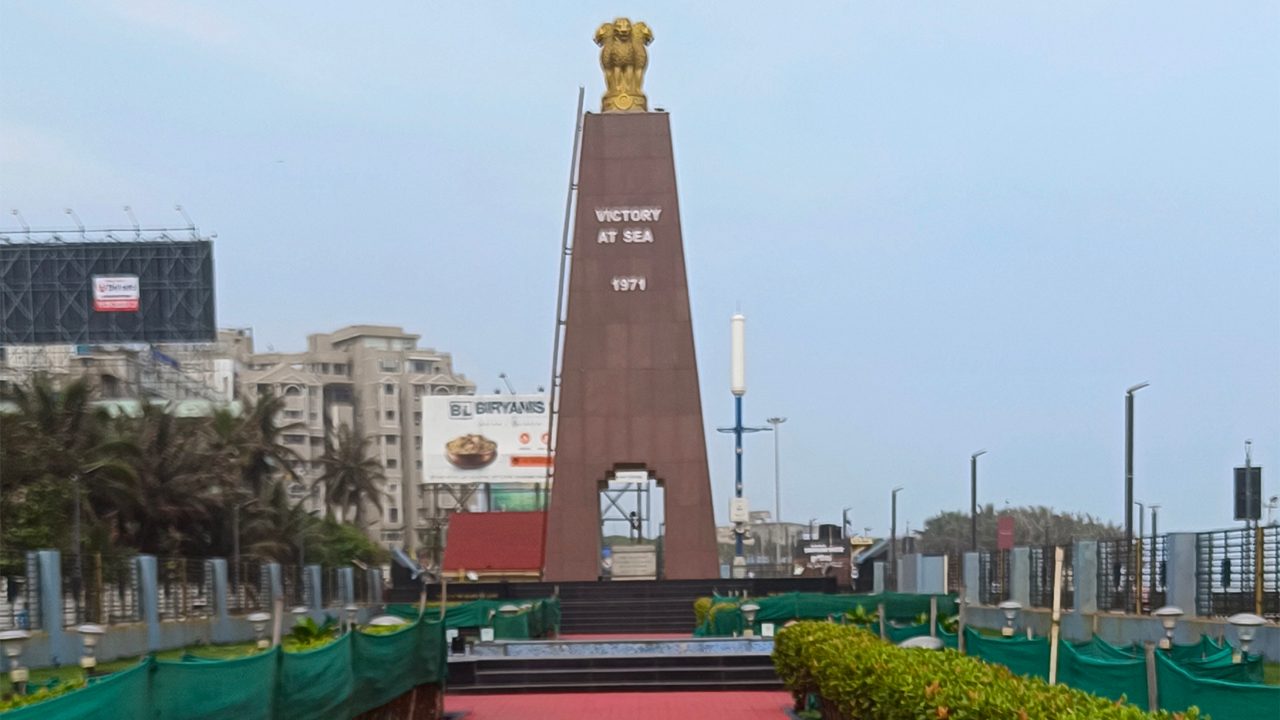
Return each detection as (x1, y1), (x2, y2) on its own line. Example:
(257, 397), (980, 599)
(971, 450), (987, 552)
(890, 487), (903, 591)
(1124, 382), (1149, 613)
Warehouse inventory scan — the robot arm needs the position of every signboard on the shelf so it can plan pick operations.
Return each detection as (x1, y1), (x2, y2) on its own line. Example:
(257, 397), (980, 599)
(610, 545), (657, 580)
(421, 394), (551, 484)
(997, 515), (1015, 550)
(1234, 466), (1262, 521)
(92, 275), (140, 312)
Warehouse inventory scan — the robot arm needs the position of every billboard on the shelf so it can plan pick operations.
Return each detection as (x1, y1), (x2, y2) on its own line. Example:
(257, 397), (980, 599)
(0, 240), (215, 345)
(421, 394), (551, 484)
(1234, 466), (1262, 521)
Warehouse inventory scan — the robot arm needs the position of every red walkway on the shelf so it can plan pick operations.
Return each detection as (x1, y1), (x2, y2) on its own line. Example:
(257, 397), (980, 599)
(445, 691), (792, 719)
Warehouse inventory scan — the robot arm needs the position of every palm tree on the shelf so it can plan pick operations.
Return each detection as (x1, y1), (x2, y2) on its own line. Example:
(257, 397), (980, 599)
(317, 424), (385, 528)
(117, 405), (221, 556)
(2, 377), (134, 571)
(237, 394), (303, 497)
(240, 479), (322, 564)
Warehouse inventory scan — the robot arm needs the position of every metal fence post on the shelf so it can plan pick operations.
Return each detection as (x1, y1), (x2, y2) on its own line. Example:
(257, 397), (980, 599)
(1166, 533), (1199, 618)
(36, 550), (71, 664)
(1010, 547), (1031, 607)
(134, 555), (160, 652)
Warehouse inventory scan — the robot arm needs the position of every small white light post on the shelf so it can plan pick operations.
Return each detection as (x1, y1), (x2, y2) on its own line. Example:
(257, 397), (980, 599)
(344, 604), (359, 633)
(1227, 613), (1265, 663)
(291, 606), (308, 626)
(247, 612), (273, 649)
(740, 603), (760, 638)
(0, 630), (31, 695)
(998, 600), (1022, 637)
(898, 636), (945, 650)
(368, 615), (409, 627)
(1151, 606), (1183, 650)
(76, 624), (106, 673)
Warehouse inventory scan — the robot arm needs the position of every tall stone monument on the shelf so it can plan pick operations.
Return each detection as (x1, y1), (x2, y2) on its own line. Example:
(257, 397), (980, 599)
(543, 19), (719, 581)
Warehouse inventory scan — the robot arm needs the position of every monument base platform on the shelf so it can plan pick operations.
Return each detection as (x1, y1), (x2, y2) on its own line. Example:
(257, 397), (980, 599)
(391, 577), (837, 635)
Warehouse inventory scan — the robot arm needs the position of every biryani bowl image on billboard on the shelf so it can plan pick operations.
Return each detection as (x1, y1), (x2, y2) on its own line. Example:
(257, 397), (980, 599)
(421, 394), (551, 484)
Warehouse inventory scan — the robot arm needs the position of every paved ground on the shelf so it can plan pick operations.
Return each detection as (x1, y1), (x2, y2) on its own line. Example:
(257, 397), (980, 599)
(445, 691), (792, 719)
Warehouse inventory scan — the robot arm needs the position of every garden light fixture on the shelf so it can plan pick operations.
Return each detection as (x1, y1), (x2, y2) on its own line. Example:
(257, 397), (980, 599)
(740, 603), (760, 637)
(0, 630), (31, 695)
(1227, 613), (1265, 662)
(247, 612), (272, 649)
(76, 624), (105, 672)
(998, 600), (1022, 637)
(1151, 606), (1183, 650)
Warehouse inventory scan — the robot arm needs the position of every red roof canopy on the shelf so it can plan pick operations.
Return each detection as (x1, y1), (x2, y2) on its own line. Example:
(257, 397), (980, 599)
(442, 511), (545, 574)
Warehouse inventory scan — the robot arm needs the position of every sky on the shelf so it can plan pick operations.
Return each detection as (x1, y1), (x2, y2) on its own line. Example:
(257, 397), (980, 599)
(2, 2), (1277, 540)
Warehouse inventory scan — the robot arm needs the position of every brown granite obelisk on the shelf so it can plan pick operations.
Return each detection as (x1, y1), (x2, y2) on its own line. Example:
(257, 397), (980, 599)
(542, 109), (719, 581)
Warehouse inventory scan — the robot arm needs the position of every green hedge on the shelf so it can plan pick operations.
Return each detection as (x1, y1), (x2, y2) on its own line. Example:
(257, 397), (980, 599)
(772, 622), (1204, 720)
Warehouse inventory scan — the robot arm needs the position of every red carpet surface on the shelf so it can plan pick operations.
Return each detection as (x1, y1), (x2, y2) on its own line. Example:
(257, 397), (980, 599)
(445, 691), (792, 719)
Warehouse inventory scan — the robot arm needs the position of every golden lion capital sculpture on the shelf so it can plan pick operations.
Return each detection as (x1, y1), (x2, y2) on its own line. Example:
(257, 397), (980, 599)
(595, 18), (653, 112)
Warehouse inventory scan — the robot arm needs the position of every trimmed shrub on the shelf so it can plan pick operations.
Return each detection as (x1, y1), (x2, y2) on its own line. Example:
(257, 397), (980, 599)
(772, 622), (1203, 720)
(693, 597), (713, 626)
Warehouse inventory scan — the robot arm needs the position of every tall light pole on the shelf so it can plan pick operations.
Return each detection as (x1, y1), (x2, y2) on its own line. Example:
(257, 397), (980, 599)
(1125, 381), (1149, 612)
(970, 450), (987, 553)
(890, 486), (903, 591)
(766, 417), (787, 524)
(715, 314), (769, 578)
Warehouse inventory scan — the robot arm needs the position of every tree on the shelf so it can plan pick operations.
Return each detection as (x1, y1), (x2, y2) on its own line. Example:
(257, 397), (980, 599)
(317, 424), (386, 528)
(1, 377), (134, 560)
(113, 405), (221, 556)
(916, 504), (1121, 555)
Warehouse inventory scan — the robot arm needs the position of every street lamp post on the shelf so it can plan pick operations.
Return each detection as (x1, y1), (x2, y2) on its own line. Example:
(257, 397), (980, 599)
(766, 417), (786, 523)
(890, 487), (903, 591)
(1125, 381), (1149, 613)
(971, 450), (987, 553)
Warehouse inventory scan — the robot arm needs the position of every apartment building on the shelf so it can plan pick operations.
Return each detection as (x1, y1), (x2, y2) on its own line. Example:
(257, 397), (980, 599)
(238, 325), (475, 551)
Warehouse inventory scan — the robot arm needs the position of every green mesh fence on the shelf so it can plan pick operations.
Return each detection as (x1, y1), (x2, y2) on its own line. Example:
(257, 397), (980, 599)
(695, 592), (957, 636)
(276, 633), (355, 719)
(0, 616), (446, 720)
(2, 659), (151, 720)
(962, 627), (1280, 719)
(387, 597), (560, 639)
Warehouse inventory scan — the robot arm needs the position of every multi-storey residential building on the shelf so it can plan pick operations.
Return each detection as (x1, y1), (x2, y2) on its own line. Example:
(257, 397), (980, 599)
(238, 325), (475, 552)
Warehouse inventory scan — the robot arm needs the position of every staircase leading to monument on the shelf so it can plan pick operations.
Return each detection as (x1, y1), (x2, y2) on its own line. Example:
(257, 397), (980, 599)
(447, 637), (782, 694)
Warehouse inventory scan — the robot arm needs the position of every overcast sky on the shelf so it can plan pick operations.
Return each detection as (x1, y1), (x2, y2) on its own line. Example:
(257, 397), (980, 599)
(2, 2), (1277, 539)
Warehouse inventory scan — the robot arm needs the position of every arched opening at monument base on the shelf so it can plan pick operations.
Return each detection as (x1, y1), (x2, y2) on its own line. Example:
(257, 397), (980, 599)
(598, 466), (665, 580)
